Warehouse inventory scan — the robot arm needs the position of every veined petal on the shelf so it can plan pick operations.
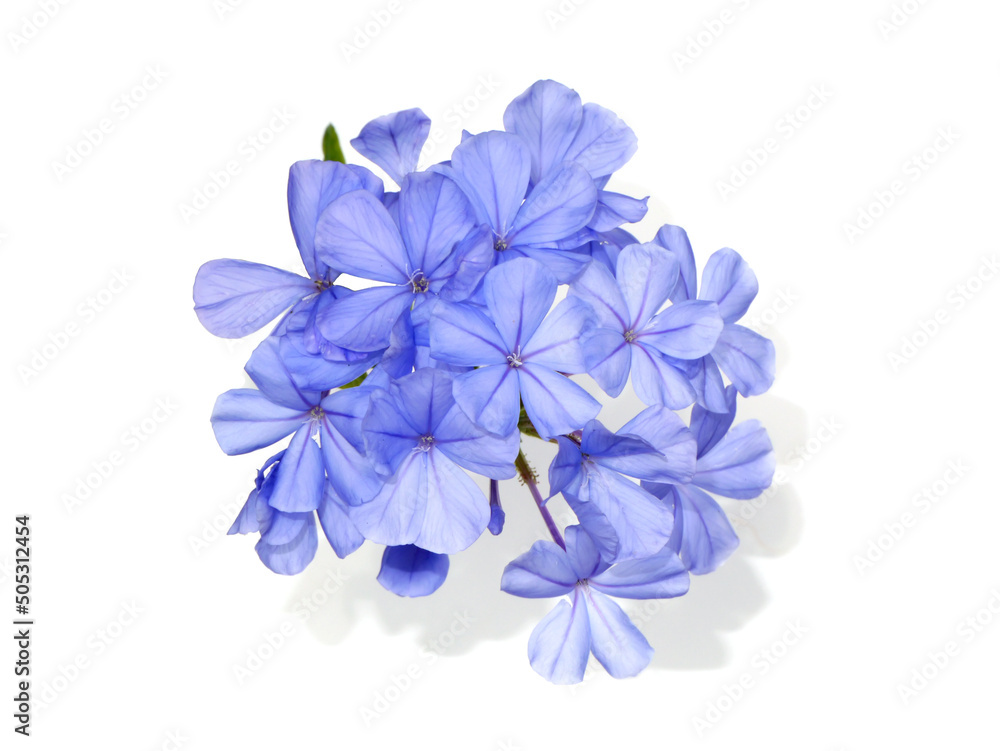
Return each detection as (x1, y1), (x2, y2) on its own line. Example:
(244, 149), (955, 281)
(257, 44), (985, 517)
(699, 247), (759, 324)
(548, 437), (584, 500)
(502, 79), (582, 184)
(570, 257), (629, 331)
(452, 364), (520, 437)
(501, 540), (578, 598)
(564, 525), (606, 580)
(210, 389), (306, 455)
(507, 161), (597, 248)
(629, 344), (696, 410)
(315, 189), (409, 283)
(268, 424), (325, 513)
(193, 259), (314, 339)
(361, 389), (418, 477)
(527, 589), (591, 685)
(315, 284), (412, 352)
(319, 417), (383, 506)
(429, 301), (507, 367)
(244, 336), (320, 410)
(377, 544), (449, 597)
(665, 484), (739, 575)
(711, 325), (776, 397)
(398, 171), (476, 275)
(581, 328), (631, 397)
(654, 223), (697, 303)
(588, 191), (648, 232)
(589, 547), (690, 599)
(523, 296), (596, 374)
(694, 419), (775, 499)
(615, 406), (697, 484)
(450, 131), (531, 237)
(563, 102), (637, 180)
(434, 402), (519, 480)
(350, 108), (431, 185)
(483, 257), (557, 352)
(317, 484), (365, 559)
(641, 300), (724, 359)
(582, 588), (653, 679)
(518, 364), (601, 440)
(617, 242), (681, 331)
(690, 385), (738, 457)
(689, 355), (730, 414)
(255, 512), (318, 575)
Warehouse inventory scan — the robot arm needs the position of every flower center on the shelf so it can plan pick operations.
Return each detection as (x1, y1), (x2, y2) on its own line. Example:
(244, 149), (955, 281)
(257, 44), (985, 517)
(416, 434), (435, 452)
(409, 272), (430, 293)
(309, 406), (325, 420)
(623, 329), (637, 342)
(494, 236), (508, 252)
(506, 350), (523, 368)
(313, 278), (334, 290)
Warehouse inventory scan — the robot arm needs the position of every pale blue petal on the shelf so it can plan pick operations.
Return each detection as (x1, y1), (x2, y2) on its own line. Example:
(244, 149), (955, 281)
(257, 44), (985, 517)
(210, 389), (306, 455)
(483, 257), (557, 351)
(582, 588), (653, 678)
(689, 385), (738, 457)
(666, 484), (739, 575)
(361, 389), (418, 477)
(350, 108), (431, 185)
(315, 284), (412, 352)
(581, 328), (631, 397)
(699, 248), (759, 324)
(589, 547), (690, 598)
(641, 300), (723, 359)
(244, 336), (320, 410)
(564, 525), (606, 580)
(434, 402), (519, 480)
(502, 79), (582, 184)
(527, 590), (591, 685)
(712, 325), (776, 397)
(268, 424), (325, 513)
(255, 512), (317, 575)
(570, 257), (629, 331)
(518, 364), (602, 440)
(319, 416), (383, 506)
(588, 191), (648, 232)
(689, 355), (730, 413)
(615, 406), (697, 484)
(695, 419), (775, 499)
(654, 223), (697, 302)
(377, 544), (449, 597)
(548, 437), (583, 499)
(450, 131), (531, 237)
(398, 171), (476, 275)
(523, 295), (595, 373)
(317, 483), (365, 558)
(616, 242), (680, 330)
(629, 344), (696, 410)
(507, 162), (597, 247)
(315, 189), (409, 283)
(563, 103), (637, 179)
(501, 540), (578, 598)
(193, 259), (314, 338)
(429, 301), (507, 366)
(452, 364), (520, 436)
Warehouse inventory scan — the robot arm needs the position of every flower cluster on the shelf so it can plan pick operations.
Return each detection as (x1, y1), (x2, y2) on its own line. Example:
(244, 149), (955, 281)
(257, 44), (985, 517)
(193, 79), (776, 683)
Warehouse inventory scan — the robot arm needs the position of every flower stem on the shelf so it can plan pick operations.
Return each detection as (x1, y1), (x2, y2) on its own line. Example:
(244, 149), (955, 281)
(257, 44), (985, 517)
(515, 449), (565, 550)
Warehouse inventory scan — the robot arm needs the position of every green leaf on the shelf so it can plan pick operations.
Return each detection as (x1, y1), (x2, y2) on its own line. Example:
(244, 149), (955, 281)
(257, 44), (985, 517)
(322, 124), (346, 163)
(338, 371), (368, 389)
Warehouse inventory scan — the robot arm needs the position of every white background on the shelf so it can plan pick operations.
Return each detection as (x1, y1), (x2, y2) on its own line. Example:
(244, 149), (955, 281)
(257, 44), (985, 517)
(3, 0), (998, 748)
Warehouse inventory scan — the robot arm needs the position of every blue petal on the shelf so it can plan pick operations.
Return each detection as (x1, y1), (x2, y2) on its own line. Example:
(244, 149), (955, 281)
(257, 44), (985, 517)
(615, 406), (697, 484)
(287, 159), (369, 276)
(570, 257), (629, 331)
(210, 389), (306, 455)
(320, 386), (375, 453)
(527, 589), (592, 685)
(507, 162), (597, 248)
(255, 511), (317, 575)
(429, 301), (507, 367)
(398, 171), (476, 276)
(641, 300), (724, 359)
(350, 109), (431, 185)
(694, 419), (775, 499)
(488, 480), (505, 535)
(581, 328), (631, 397)
(502, 79), (582, 184)
(377, 544), (450, 597)
(616, 243), (680, 330)
(319, 416), (383, 506)
(268, 424), (325, 512)
(563, 102), (637, 179)
(315, 284), (413, 352)
(388, 367), (458, 437)
(548, 437), (583, 499)
(361, 389), (418, 477)
(436, 226), (494, 302)
(434, 401), (519, 480)
(570, 466), (673, 562)
(518, 364), (602, 440)
(581, 589), (653, 678)
(498, 243), (593, 285)
(564, 525), (606, 580)
(689, 355), (730, 413)
(244, 336), (321, 410)
(317, 484), (365, 558)
(629, 344), (696, 410)
(278, 331), (379, 392)
(452, 364), (520, 437)
(664, 484), (739, 575)
(690, 385), (738, 457)
(654, 224), (697, 303)
(449, 131), (531, 237)
(523, 295), (595, 373)
(711, 325), (776, 397)
(501, 540), (578, 598)
(699, 248), (759, 324)
(483, 257), (557, 352)
(588, 191), (648, 232)
(315, 189), (409, 283)
(193, 259), (314, 338)
(589, 546), (690, 598)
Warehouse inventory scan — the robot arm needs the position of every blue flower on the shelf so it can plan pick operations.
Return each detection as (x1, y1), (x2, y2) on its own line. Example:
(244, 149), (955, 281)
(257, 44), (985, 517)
(501, 526), (689, 684)
(348, 368), (519, 554)
(430, 256), (602, 439)
(377, 544), (450, 597)
(548, 406), (696, 562)
(503, 79), (647, 240)
(437, 130), (598, 282)
(656, 224), (776, 412)
(193, 159), (383, 338)
(210, 337), (384, 509)
(644, 386), (776, 574)
(571, 241), (725, 408)
(312, 171), (491, 353)
(351, 108), (432, 187)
